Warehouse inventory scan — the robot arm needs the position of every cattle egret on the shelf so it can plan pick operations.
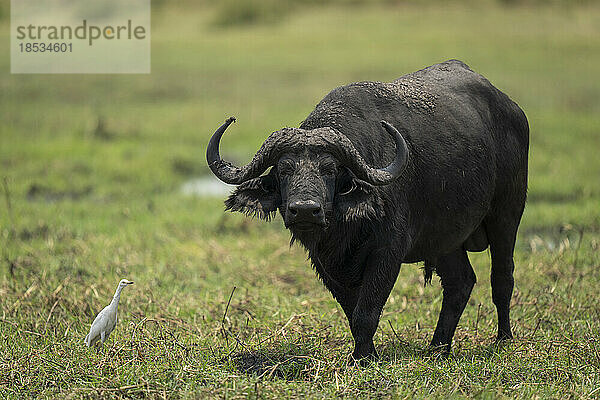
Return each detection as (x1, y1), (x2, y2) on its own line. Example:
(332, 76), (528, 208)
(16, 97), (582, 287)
(84, 279), (134, 347)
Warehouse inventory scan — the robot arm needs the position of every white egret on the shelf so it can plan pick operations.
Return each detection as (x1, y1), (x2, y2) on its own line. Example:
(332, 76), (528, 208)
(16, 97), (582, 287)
(84, 279), (134, 347)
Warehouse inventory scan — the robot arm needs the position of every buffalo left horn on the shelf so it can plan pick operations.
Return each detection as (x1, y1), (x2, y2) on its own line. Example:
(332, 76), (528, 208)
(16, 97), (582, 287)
(331, 120), (409, 186)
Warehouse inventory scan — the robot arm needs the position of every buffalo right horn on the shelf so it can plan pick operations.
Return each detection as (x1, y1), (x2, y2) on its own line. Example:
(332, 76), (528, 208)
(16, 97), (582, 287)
(206, 117), (281, 184)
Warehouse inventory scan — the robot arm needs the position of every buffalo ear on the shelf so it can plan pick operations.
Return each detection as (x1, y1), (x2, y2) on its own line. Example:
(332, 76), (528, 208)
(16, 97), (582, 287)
(335, 167), (385, 222)
(225, 168), (281, 221)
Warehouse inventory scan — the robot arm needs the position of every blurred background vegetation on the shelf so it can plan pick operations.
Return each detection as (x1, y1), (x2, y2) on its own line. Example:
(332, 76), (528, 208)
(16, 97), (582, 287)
(0, 0), (599, 397)
(2, 0), (597, 25)
(209, 0), (597, 26)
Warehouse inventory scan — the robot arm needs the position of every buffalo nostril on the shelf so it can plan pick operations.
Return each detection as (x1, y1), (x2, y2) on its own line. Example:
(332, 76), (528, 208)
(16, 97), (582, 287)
(288, 200), (322, 221)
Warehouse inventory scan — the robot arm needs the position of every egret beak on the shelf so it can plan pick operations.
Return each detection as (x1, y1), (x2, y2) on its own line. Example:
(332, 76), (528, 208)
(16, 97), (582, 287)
(127, 281), (134, 285)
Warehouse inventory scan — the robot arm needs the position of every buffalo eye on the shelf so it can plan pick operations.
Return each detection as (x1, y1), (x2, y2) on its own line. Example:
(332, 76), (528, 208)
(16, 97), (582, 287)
(337, 176), (357, 196)
(319, 161), (336, 177)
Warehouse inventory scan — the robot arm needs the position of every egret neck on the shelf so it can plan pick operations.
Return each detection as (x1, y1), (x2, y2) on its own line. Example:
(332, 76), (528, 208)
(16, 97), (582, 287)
(110, 284), (126, 309)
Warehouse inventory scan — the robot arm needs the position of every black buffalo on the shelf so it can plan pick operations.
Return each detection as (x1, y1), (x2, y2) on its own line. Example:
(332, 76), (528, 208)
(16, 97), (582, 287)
(207, 60), (529, 361)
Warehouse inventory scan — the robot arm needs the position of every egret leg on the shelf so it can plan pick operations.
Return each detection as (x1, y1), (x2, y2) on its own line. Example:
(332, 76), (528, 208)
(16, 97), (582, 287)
(101, 331), (106, 344)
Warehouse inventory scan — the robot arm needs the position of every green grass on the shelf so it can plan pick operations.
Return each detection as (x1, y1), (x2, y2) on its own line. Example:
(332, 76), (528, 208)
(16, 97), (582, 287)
(1, 2), (600, 398)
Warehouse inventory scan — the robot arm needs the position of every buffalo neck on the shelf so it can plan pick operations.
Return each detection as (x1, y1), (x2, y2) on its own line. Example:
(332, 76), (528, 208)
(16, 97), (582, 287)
(298, 221), (373, 287)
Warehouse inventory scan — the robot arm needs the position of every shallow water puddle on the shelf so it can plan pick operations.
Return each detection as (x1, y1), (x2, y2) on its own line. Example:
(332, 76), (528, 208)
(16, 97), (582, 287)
(181, 176), (235, 197)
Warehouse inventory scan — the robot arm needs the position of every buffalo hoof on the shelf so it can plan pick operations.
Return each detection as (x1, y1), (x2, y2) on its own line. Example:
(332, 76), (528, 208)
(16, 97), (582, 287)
(496, 331), (514, 342)
(349, 352), (378, 367)
(349, 343), (378, 366)
(427, 343), (451, 358)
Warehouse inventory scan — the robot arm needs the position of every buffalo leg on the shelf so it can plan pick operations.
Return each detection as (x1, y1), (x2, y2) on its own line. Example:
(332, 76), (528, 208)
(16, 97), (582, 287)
(332, 287), (359, 324)
(350, 251), (402, 361)
(430, 248), (476, 353)
(313, 259), (359, 323)
(485, 211), (522, 341)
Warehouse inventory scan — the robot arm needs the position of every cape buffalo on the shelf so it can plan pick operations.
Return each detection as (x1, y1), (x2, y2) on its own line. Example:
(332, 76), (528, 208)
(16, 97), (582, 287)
(206, 60), (529, 361)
